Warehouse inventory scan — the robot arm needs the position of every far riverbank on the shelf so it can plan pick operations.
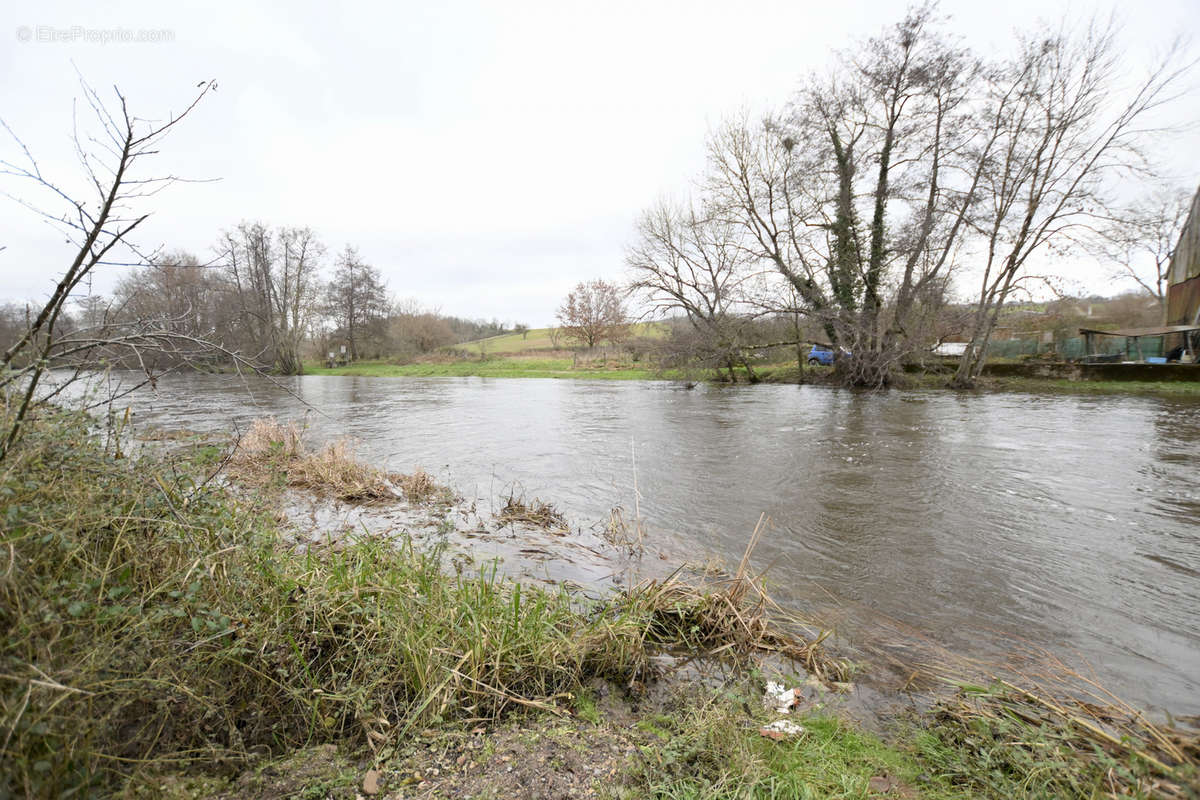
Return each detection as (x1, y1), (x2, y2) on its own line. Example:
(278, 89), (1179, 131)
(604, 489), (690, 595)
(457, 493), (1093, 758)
(302, 356), (1200, 398)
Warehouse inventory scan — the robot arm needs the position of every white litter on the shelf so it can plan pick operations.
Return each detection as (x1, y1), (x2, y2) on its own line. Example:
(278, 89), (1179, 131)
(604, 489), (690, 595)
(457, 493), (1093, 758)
(759, 719), (805, 740)
(763, 681), (799, 714)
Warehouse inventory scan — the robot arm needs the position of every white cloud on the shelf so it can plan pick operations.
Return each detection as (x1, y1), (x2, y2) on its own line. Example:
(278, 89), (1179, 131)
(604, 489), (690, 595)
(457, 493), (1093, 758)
(1, 0), (1197, 324)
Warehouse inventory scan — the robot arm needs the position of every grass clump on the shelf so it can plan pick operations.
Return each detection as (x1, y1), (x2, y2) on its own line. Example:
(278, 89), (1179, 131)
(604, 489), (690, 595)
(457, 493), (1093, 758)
(915, 681), (1200, 799)
(610, 688), (969, 800)
(229, 417), (454, 504)
(618, 516), (851, 683)
(496, 490), (569, 531)
(395, 467), (456, 504)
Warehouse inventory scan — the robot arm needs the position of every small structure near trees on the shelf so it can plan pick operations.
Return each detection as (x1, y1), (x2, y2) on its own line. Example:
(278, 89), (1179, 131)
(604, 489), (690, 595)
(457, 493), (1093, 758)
(1166, 186), (1200, 335)
(1079, 325), (1200, 364)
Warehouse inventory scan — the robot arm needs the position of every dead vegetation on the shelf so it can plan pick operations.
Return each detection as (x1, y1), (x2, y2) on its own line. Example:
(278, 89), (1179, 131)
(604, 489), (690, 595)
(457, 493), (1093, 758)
(928, 685), (1199, 798)
(229, 417), (454, 504)
(395, 467), (456, 505)
(602, 507), (646, 556)
(921, 655), (1200, 799)
(495, 490), (568, 531)
(617, 514), (851, 683)
(18, 413), (1196, 799)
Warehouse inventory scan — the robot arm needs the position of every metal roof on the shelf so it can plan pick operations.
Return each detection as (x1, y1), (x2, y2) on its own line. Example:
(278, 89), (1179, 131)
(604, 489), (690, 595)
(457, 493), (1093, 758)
(1077, 324), (1200, 338)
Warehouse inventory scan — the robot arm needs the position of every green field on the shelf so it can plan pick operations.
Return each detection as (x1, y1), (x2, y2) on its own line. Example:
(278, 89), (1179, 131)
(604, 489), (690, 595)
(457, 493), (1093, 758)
(304, 327), (1200, 399)
(450, 322), (667, 356)
(304, 357), (664, 380)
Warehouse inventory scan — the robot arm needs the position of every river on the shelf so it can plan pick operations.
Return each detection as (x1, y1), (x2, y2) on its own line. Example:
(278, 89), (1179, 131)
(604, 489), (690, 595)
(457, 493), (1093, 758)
(97, 372), (1200, 715)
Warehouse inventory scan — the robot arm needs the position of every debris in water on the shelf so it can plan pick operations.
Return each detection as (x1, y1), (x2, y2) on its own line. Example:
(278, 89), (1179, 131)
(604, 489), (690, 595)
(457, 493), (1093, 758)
(496, 490), (568, 531)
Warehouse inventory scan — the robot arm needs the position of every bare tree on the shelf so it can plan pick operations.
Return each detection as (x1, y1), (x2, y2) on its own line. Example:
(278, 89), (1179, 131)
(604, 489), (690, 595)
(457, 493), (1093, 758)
(1092, 187), (1192, 318)
(0, 303), (32, 356)
(113, 250), (227, 350)
(556, 279), (630, 349)
(219, 223), (324, 374)
(386, 298), (456, 360)
(627, 199), (762, 381)
(0, 78), (215, 458)
(706, 6), (986, 386)
(324, 245), (388, 361)
(951, 22), (1191, 386)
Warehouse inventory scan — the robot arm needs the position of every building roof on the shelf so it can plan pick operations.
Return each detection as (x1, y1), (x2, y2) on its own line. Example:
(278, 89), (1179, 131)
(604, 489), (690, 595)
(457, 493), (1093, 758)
(1078, 324), (1200, 338)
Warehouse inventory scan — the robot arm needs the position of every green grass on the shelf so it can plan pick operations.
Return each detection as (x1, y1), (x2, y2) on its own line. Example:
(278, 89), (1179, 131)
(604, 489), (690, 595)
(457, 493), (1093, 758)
(303, 354), (1200, 402)
(989, 377), (1200, 397)
(2, 410), (843, 796)
(904, 371), (1200, 398)
(610, 690), (972, 800)
(304, 357), (663, 380)
(451, 323), (667, 356)
(911, 685), (1199, 799)
(0, 410), (674, 796)
(6, 407), (1193, 797)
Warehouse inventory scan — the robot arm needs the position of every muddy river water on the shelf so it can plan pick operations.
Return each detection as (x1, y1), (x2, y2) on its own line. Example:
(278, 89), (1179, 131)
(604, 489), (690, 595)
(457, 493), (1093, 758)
(101, 372), (1199, 715)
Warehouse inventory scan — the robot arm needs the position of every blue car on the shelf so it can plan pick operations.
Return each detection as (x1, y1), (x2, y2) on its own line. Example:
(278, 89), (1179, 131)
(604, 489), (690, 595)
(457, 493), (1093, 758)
(807, 345), (847, 366)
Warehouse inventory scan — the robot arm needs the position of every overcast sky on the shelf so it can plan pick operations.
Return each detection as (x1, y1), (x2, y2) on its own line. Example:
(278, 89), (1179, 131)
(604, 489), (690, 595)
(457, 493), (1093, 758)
(2, 0), (1198, 326)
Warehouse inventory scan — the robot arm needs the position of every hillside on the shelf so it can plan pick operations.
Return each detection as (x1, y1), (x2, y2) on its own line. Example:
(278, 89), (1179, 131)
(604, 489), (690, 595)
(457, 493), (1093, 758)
(450, 322), (668, 355)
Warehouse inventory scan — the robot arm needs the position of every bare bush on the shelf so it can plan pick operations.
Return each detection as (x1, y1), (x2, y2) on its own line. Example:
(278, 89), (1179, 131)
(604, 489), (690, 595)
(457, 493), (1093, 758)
(0, 79), (217, 458)
(556, 279), (630, 349)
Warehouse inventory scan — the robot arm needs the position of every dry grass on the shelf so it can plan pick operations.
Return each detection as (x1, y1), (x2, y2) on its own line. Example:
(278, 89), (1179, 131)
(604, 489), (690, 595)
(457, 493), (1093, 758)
(602, 507), (646, 556)
(495, 490), (568, 531)
(395, 467), (456, 505)
(916, 642), (1200, 799)
(229, 418), (453, 504)
(926, 681), (1199, 798)
(618, 514), (849, 683)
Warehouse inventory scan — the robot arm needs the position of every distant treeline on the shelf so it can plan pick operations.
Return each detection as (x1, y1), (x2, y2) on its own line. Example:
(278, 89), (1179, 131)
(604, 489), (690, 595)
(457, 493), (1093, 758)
(0, 222), (521, 374)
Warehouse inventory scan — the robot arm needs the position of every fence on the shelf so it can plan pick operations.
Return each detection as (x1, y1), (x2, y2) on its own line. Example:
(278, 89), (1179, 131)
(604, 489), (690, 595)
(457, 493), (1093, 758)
(985, 336), (1164, 360)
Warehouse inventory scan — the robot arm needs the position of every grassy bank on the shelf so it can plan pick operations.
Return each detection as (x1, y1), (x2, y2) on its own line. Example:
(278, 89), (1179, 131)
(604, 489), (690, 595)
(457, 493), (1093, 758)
(3, 410), (1195, 798)
(0, 411), (831, 796)
(304, 353), (1200, 399)
(304, 357), (662, 380)
(900, 371), (1200, 398)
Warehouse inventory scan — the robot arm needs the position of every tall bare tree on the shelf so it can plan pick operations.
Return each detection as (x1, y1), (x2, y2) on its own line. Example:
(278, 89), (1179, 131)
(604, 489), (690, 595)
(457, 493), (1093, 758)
(951, 22), (1191, 386)
(1092, 187), (1193, 318)
(113, 251), (227, 348)
(706, 5), (987, 386)
(219, 223), (324, 374)
(324, 245), (388, 361)
(627, 199), (762, 380)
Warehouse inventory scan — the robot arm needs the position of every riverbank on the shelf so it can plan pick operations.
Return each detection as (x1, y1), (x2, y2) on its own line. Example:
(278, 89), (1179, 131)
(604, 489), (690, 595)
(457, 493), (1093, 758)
(2, 411), (1196, 798)
(304, 355), (1200, 398)
(304, 356), (662, 381)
